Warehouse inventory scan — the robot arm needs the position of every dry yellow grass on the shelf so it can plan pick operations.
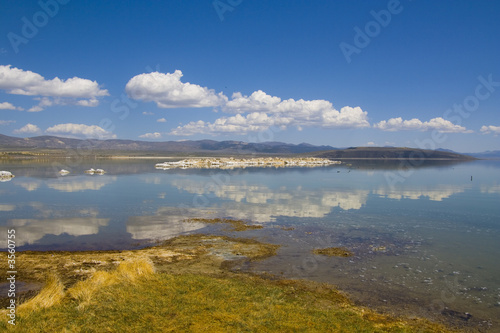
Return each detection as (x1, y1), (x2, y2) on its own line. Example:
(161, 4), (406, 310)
(16, 274), (64, 314)
(116, 258), (156, 282)
(1, 245), (194, 286)
(67, 270), (118, 309)
(3, 258), (157, 316)
(68, 259), (155, 309)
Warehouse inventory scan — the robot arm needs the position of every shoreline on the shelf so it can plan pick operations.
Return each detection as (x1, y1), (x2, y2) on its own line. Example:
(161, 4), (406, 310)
(0, 232), (455, 332)
(0, 147), (477, 161)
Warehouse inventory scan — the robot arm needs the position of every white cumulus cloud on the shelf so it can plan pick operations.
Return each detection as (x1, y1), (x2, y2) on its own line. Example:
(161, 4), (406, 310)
(226, 90), (370, 128)
(0, 120), (16, 125)
(170, 104), (369, 136)
(480, 125), (500, 135)
(128, 70), (486, 137)
(13, 123), (42, 135)
(0, 65), (109, 111)
(157, 118), (167, 123)
(125, 70), (227, 108)
(169, 89), (369, 136)
(170, 112), (279, 136)
(126, 70), (371, 135)
(46, 123), (116, 139)
(139, 132), (163, 139)
(0, 101), (23, 110)
(224, 90), (282, 113)
(373, 117), (471, 133)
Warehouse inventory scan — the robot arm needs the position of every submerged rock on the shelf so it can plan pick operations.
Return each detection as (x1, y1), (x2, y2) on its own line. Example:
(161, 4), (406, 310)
(312, 247), (354, 257)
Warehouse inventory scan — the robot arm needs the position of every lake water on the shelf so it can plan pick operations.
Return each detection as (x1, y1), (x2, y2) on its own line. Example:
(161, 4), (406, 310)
(1, 158), (499, 331)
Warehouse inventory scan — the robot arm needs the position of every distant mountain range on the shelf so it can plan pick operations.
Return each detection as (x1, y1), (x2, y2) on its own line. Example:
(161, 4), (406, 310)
(0, 134), (335, 154)
(464, 150), (500, 159)
(0, 133), (493, 159)
(434, 148), (500, 159)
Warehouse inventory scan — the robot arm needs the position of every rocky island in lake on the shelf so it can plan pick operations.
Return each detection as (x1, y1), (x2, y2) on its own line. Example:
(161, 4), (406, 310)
(155, 157), (340, 170)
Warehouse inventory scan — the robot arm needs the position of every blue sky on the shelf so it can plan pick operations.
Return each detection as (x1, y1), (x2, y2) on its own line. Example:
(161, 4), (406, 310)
(0, 0), (499, 152)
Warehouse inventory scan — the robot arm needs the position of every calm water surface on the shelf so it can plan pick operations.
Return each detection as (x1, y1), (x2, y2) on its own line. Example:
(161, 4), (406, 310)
(1, 158), (499, 330)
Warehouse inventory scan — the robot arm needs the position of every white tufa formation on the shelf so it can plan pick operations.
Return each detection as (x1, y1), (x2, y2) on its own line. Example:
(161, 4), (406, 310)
(155, 157), (340, 170)
(84, 168), (106, 175)
(0, 171), (15, 181)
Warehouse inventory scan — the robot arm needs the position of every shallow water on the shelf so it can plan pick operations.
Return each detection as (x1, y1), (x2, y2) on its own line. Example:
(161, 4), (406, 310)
(1, 158), (499, 330)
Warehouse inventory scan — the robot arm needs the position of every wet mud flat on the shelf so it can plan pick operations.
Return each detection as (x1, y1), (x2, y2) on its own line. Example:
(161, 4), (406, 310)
(240, 222), (498, 332)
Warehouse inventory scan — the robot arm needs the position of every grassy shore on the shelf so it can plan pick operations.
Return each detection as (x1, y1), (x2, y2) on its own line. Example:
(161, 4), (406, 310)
(0, 231), (457, 332)
(0, 149), (291, 160)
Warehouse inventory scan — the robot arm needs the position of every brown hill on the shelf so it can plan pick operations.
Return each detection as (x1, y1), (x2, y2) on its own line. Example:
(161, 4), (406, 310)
(312, 147), (475, 160)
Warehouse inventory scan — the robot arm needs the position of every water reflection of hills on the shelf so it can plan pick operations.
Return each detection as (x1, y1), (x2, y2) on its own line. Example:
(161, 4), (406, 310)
(345, 159), (473, 170)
